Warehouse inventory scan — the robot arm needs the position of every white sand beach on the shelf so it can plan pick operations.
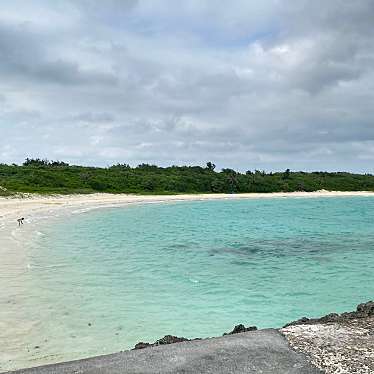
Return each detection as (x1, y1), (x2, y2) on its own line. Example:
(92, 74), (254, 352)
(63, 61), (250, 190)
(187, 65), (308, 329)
(2, 190), (374, 223)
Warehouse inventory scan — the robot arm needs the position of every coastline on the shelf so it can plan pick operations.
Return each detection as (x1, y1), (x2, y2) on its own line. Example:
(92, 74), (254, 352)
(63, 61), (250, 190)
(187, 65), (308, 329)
(1, 191), (374, 372)
(2, 190), (374, 254)
(2, 190), (374, 222)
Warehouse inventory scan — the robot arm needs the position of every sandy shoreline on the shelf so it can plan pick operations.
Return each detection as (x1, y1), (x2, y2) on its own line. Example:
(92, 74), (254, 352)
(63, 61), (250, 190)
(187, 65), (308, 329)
(2, 190), (374, 223)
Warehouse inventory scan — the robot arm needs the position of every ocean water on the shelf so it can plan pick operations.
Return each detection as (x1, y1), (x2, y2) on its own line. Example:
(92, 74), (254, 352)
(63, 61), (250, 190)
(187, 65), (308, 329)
(3, 197), (374, 369)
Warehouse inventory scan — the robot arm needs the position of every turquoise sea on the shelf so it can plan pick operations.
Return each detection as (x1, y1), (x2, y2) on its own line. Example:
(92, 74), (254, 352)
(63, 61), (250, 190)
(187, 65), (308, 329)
(7, 197), (374, 368)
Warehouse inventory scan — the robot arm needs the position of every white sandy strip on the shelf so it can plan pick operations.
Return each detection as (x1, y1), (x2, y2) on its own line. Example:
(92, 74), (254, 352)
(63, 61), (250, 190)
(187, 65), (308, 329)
(2, 190), (374, 223)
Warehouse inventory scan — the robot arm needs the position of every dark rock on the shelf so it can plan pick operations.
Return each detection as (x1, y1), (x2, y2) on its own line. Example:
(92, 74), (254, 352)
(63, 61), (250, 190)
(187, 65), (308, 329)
(318, 313), (340, 323)
(134, 342), (151, 350)
(133, 335), (191, 350)
(154, 335), (190, 346)
(284, 317), (308, 327)
(283, 301), (374, 327)
(223, 324), (258, 335)
(357, 301), (374, 315)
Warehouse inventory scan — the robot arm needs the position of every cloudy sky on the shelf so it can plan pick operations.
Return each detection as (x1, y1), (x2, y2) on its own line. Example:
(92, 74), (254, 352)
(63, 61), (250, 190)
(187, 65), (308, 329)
(1, 1), (374, 172)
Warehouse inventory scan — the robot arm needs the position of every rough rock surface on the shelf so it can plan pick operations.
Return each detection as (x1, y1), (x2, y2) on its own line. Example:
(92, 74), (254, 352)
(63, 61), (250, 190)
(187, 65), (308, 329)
(283, 301), (374, 327)
(223, 323), (258, 335)
(281, 302), (374, 374)
(133, 335), (197, 350)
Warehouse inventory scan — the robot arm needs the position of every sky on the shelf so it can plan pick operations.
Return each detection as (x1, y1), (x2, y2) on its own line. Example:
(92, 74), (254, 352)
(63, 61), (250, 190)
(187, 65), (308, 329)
(1, 0), (374, 172)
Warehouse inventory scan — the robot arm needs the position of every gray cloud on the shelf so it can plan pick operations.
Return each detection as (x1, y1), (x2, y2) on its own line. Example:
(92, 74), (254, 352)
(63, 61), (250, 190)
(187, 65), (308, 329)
(0, 0), (374, 172)
(0, 23), (118, 86)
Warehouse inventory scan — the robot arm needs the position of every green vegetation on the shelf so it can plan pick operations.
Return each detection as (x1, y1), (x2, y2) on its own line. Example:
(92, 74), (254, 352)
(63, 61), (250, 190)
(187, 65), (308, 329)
(0, 159), (374, 195)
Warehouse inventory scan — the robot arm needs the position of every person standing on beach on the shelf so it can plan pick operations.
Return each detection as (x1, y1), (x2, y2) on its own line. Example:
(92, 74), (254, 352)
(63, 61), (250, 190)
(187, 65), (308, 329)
(17, 217), (25, 226)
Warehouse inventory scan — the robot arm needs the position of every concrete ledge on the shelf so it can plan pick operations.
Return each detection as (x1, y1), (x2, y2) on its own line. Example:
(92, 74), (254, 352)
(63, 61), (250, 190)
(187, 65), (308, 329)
(8, 329), (322, 374)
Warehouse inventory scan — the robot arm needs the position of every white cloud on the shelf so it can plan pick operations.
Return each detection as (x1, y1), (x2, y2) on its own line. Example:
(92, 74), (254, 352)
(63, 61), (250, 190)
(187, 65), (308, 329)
(0, 0), (374, 171)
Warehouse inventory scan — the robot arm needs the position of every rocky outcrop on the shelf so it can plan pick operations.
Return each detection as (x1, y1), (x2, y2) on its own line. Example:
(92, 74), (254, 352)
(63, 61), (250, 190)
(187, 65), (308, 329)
(223, 324), (257, 335)
(283, 300), (374, 327)
(133, 324), (258, 350)
(133, 335), (198, 350)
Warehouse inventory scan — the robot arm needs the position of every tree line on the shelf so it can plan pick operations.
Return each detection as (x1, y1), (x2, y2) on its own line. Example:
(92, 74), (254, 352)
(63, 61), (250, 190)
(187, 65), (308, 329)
(0, 158), (373, 195)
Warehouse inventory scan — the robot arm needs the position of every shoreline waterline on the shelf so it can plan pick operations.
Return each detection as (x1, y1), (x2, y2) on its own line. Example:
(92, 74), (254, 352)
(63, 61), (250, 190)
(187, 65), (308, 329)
(1, 191), (374, 371)
(3, 190), (374, 219)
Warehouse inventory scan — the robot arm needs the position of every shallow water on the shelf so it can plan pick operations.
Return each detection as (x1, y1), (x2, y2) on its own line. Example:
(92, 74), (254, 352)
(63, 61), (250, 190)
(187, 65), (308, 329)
(2, 197), (374, 370)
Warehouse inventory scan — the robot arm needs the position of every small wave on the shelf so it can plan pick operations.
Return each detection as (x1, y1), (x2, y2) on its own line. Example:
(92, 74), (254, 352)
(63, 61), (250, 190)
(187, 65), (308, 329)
(30, 263), (68, 270)
(72, 208), (92, 214)
(189, 278), (199, 283)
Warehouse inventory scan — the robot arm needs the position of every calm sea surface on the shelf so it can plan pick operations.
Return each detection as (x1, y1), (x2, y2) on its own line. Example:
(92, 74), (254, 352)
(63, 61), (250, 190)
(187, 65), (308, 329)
(7, 197), (374, 368)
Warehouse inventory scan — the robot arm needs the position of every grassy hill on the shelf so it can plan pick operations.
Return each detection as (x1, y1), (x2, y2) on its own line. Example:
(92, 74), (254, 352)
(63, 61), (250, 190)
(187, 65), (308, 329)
(1, 159), (374, 195)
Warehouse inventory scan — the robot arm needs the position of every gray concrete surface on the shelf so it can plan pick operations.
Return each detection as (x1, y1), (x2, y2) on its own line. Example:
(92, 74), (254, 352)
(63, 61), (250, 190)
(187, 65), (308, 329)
(7, 329), (323, 374)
